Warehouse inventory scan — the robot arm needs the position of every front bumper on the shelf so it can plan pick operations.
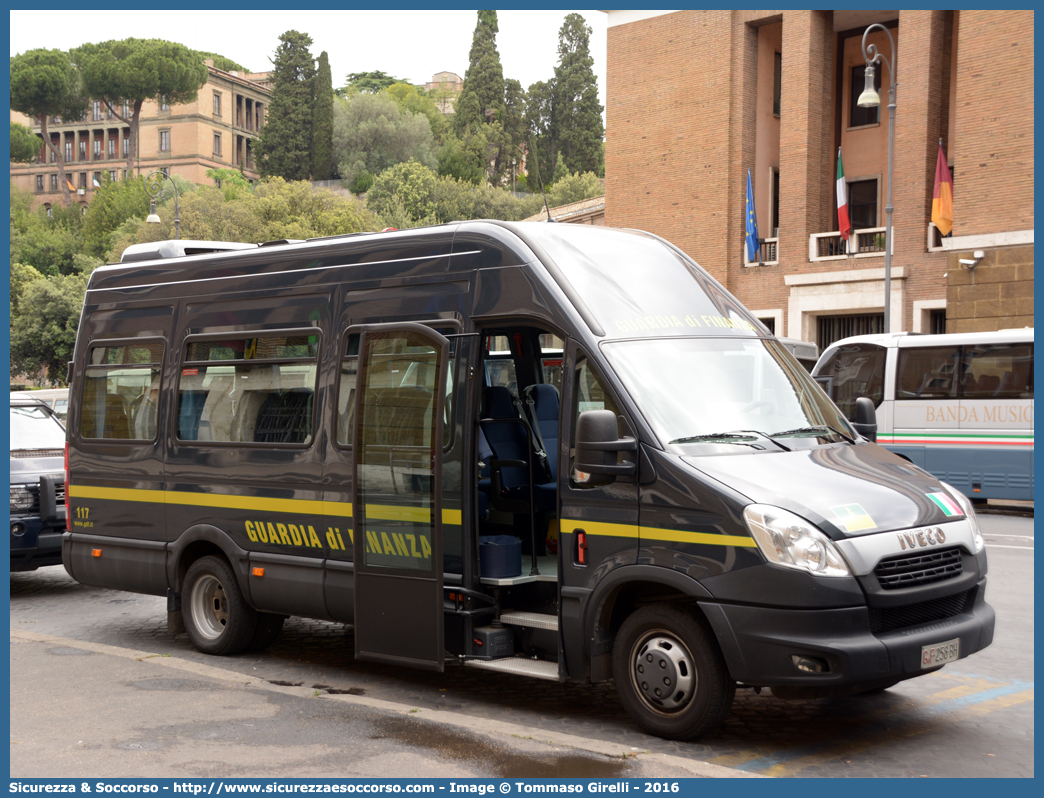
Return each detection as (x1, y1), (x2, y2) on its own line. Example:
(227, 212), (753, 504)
(10, 516), (65, 571)
(702, 577), (995, 692)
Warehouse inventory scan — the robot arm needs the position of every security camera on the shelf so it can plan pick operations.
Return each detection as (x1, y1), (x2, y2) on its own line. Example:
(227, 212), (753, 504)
(959, 258), (978, 266)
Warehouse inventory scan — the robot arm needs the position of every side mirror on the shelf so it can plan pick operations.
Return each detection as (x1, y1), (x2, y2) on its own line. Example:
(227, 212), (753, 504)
(575, 409), (637, 486)
(852, 396), (878, 442)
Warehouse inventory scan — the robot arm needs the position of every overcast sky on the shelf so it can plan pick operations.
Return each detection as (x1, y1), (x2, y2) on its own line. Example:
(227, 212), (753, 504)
(9, 9), (607, 107)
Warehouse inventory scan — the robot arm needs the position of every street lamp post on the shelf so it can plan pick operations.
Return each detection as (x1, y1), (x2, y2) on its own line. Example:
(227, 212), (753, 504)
(144, 170), (180, 240)
(857, 23), (896, 333)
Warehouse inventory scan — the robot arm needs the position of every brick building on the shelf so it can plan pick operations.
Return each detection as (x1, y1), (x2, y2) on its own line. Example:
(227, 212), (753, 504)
(604, 10), (1033, 347)
(10, 60), (271, 214)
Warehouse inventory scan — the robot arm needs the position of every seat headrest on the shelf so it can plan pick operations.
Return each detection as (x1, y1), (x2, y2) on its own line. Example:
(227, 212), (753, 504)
(483, 386), (516, 419)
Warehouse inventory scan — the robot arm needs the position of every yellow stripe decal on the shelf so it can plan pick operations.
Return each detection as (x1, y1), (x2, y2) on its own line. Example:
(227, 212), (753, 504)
(563, 519), (756, 548)
(67, 485), (464, 525)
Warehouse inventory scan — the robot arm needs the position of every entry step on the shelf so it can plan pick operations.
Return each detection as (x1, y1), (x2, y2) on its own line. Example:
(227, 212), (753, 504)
(465, 656), (559, 681)
(499, 611), (558, 631)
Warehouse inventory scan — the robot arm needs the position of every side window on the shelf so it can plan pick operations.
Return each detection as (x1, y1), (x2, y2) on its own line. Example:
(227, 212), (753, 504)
(571, 351), (622, 488)
(539, 333), (565, 394)
(177, 332), (318, 445)
(815, 342), (886, 418)
(337, 328), (456, 448)
(896, 346), (961, 400)
(963, 342), (1034, 399)
(80, 341), (164, 441)
(483, 335), (517, 396)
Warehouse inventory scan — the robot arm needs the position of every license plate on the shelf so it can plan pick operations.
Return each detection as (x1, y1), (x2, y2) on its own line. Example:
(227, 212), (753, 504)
(921, 637), (960, 668)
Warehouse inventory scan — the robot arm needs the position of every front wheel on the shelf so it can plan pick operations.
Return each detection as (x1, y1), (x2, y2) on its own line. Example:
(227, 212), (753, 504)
(612, 604), (735, 740)
(182, 556), (257, 655)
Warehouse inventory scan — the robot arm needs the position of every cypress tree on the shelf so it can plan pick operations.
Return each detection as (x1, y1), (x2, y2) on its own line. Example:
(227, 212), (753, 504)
(454, 10), (505, 136)
(553, 14), (604, 176)
(257, 30), (316, 180)
(312, 51), (334, 180)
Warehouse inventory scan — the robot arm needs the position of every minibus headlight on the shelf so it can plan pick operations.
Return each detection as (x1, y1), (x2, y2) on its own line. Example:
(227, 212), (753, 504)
(939, 481), (985, 553)
(743, 504), (852, 577)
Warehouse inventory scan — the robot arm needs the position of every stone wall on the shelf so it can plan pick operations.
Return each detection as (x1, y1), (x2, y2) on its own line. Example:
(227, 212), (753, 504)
(946, 245), (1033, 332)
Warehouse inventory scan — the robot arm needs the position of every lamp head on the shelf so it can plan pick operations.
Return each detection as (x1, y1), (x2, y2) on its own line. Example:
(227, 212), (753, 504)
(146, 199), (160, 224)
(857, 64), (881, 108)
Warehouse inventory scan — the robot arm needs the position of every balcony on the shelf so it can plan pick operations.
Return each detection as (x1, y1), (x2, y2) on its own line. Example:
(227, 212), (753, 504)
(809, 227), (889, 262)
(743, 236), (779, 267)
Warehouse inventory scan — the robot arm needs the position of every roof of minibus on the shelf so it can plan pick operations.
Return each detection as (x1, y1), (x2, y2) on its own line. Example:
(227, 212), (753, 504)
(825, 328), (1033, 351)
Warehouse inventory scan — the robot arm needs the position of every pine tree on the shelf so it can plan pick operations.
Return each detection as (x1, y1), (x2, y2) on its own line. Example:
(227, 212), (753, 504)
(257, 30), (316, 180)
(553, 14), (604, 176)
(312, 51), (334, 181)
(454, 10), (505, 136)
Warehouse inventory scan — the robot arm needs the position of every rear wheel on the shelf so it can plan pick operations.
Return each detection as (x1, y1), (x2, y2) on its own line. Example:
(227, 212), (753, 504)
(182, 556), (257, 655)
(612, 604), (735, 740)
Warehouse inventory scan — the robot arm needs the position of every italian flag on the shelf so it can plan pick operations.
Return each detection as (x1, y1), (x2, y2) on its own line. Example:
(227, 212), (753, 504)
(928, 492), (964, 517)
(836, 148), (851, 241)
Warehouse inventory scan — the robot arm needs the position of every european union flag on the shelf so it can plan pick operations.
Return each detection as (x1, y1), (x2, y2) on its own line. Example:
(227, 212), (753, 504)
(745, 168), (760, 263)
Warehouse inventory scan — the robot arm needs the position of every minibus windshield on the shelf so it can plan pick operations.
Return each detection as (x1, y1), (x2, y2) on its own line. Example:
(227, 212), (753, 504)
(604, 337), (854, 453)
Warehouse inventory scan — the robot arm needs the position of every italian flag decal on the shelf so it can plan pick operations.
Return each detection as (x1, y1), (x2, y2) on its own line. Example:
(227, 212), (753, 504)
(836, 148), (851, 241)
(928, 492), (964, 517)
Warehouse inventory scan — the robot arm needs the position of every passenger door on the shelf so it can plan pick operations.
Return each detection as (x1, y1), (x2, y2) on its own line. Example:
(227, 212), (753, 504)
(351, 323), (450, 670)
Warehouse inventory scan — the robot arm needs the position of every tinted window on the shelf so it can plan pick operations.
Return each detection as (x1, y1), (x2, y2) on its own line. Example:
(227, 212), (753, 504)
(815, 342), (886, 419)
(896, 346), (961, 399)
(11, 405), (66, 451)
(963, 342), (1033, 399)
(178, 333), (318, 445)
(80, 342), (163, 441)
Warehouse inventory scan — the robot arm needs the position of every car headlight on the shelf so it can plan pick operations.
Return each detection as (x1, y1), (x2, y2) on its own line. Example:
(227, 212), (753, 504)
(10, 484), (35, 513)
(743, 504), (852, 577)
(939, 481), (985, 553)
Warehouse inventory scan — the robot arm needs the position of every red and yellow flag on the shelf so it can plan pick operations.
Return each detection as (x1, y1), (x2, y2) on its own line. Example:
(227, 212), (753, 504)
(931, 141), (954, 236)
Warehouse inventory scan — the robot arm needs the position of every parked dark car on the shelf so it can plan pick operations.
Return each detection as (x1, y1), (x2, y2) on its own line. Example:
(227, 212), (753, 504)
(10, 394), (66, 571)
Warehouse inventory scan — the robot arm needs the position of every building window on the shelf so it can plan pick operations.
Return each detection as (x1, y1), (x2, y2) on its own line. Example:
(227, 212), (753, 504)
(847, 179), (878, 230)
(213, 133), (222, 156)
(93, 101), (102, 122)
(758, 317), (776, 335)
(122, 100), (131, 117)
(49, 148), (56, 163)
(930, 309), (947, 335)
(159, 130), (171, 152)
(50, 174), (58, 191)
(93, 140), (102, 160)
(64, 141), (72, 162)
(161, 166), (169, 177)
(107, 105), (115, 120)
(107, 138), (116, 158)
(81, 205), (87, 216)
(159, 95), (170, 111)
(44, 204), (52, 217)
(773, 52), (782, 116)
(109, 170), (118, 183)
(79, 141), (87, 161)
(79, 172), (87, 189)
(122, 137), (130, 156)
(93, 172), (102, 188)
(35, 175), (44, 192)
(817, 313), (884, 352)
(849, 64), (881, 128)
(213, 92), (222, 116)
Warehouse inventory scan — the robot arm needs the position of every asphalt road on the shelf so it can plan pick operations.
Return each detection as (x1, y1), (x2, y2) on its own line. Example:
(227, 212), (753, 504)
(9, 511), (1033, 778)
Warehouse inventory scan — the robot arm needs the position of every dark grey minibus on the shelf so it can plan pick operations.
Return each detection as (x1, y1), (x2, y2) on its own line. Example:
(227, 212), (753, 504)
(64, 222), (994, 739)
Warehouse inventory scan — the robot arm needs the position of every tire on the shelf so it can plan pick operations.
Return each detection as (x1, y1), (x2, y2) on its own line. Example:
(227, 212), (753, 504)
(612, 603), (735, 740)
(182, 556), (257, 656)
(248, 612), (286, 652)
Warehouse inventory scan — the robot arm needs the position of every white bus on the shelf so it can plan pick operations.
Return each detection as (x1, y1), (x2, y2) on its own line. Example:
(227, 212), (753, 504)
(813, 328), (1033, 501)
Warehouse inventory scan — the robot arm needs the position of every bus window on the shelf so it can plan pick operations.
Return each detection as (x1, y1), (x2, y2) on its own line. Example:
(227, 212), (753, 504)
(814, 342), (885, 419)
(177, 333), (318, 445)
(896, 346), (961, 399)
(484, 335), (517, 396)
(963, 342), (1034, 399)
(539, 334), (565, 394)
(80, 342), (164, 441)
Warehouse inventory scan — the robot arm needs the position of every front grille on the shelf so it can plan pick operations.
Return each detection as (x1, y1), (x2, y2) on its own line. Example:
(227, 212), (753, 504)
(874, 547), (963, 589)
(868, 590), (971, 635)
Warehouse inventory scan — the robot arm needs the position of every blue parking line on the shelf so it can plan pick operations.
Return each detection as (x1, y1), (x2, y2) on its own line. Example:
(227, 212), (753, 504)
(734, 680), (1034, 772)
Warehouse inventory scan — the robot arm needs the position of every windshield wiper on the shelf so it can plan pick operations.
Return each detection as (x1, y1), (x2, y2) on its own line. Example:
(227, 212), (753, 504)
(770, 425), (856, 444)
(669, 430), (790, 451)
